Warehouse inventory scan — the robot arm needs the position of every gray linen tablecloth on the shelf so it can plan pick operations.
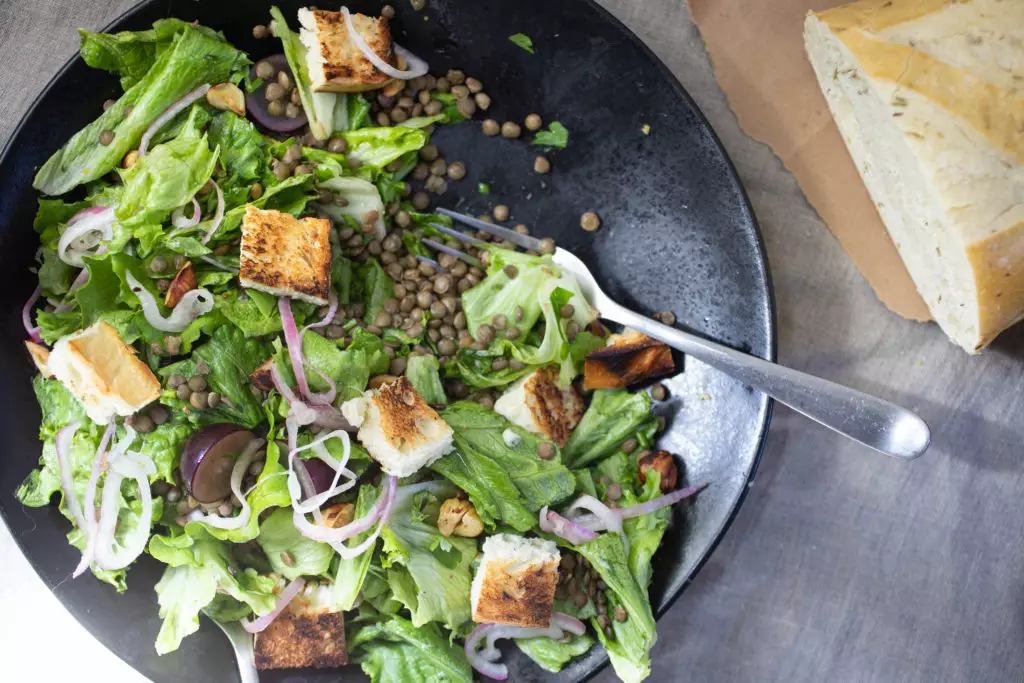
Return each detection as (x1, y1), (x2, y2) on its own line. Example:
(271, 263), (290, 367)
(2, 1), (1022, 682)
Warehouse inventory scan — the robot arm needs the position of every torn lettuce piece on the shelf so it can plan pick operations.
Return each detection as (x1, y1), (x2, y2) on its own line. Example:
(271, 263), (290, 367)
(331, 481), (383, 612)
(150, 531), (277, 655)
(515, 633), (595, 673)
(342, 126), (429, 169)
(357, 258), (397, 324)
(431, 402), (574, 531)
(406, 355), (447, 406)
(575, 532), (658, 683)
(562, 389), (655, 468)
(318, 176), (386, 237)
(381, 481), (475, 631)
(257, 507), (334, 580)
(353, 614), (473, 683)
(34, 26), (249, 195)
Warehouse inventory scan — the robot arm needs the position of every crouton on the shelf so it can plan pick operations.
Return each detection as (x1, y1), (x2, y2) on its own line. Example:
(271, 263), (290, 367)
(254, 583), (347, 670)
(470, 533), (560, 627)
(340, 376), (454, 477)
(493, 366), (584, 447)
(249, 357), (277, 392)
(47, 321), (160, 424)
(239, 206), (332, 306)
(25, 340), (52, 378)
(299, 8), (397, 93)
(583, 328), (675, 390)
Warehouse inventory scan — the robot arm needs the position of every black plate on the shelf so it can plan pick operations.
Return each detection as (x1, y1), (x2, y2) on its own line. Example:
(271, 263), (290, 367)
(0, 1), (774, 681)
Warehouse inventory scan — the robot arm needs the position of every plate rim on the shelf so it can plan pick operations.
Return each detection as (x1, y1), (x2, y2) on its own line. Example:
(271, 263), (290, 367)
(0, 0), (777, 679)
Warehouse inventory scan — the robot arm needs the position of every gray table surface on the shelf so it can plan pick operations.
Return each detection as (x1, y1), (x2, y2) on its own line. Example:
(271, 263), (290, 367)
(3, 1), (1022, 682)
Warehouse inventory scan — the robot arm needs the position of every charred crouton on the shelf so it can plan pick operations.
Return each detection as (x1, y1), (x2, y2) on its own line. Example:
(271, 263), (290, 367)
(239, 206), (332, 306)
(471, 534), (560, 627)
(25, 340), (52, 378)
(254, 583), (347, 670)
(249, 357), (277, 392)
(299, 8), (397, 93)
(493, 366), (584, 446)
(341, 376), (454, 477)
(48, 321), (160, 424)
(583, 328), (674, 390)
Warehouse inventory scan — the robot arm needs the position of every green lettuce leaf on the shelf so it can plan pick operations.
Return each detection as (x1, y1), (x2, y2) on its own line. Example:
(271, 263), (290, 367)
(219, 290), (281, 337)
(342, 126), (429, 169)
(405, 355), (447, 406)
(357, 258), (396, 324)
(381, 482), (475, 631)
(563, 389), (655, 468)
(353, 614), (473, 683)
(431, 402), (574, 531)
(515, 633), (595, 673)
(35, 26), (249, 195)
(575, 533), (658, 683)
(331, 482), (382, 611)
(257, 507), (334, 580)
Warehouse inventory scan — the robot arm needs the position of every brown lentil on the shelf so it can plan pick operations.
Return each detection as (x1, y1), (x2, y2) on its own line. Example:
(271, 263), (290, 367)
(389, 357), (407, 375)
(492, 314), (507, 329)
(429, 158), (447, 176)
(501, 121), (522, 138)
(249, 183), (264, 200)
(560, 303), (575, 319)
(99, 130), (115, 146)
(581, 212), (601, 232)
(493, 204), (510, 221)
(651, 383), (668, 401)
(195, 359), (211, 375)
(606, 483), (622, 501)
(253, 24), (270, 39)
(539, 237), (555, 254)
(167, 374), (185, 388)
(614, 605), (627, 622)
(534, 155), (551, 174)
(190, 391), (208, 409)
(655, 311), (677, 326)
(620, 438), (638, 454)
(412, 192), (430, 210)
(525, 113), (543, 131)
(188, 376), (207, 392)
(327, 137), (347, 154)
(206, 392), (221, 408)
(466, 77), (483, 93)
(419, 144), (439, 162)
(537, 442), (556, 460)
(474, 92), (491, 110)
(482, 119), (500, 136)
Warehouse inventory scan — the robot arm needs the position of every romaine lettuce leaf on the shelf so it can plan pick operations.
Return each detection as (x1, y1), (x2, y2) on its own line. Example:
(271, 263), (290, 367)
(563, 389), (655, 468)
(35, 26), (249, 195)
(380, 482), (475, 631)
(331, 482), (382, 611)
(352, 614), (473, 683)
(342, 126), (429, 169)
(431, 402), (574, 531)
(405, 355), (447, 406)
(257, 507), (334, 580)
(515, 633), (595, 673)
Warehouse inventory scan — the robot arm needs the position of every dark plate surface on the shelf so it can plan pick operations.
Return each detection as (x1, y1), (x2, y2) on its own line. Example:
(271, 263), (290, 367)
(0, 0), (774, 681)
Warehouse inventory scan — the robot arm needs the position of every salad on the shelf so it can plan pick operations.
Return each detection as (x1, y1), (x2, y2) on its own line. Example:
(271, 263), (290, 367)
(16, 5), (704, 682)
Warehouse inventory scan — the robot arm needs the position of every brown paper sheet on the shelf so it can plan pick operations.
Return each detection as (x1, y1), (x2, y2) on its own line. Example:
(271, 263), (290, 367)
(688, 0), (932, 321)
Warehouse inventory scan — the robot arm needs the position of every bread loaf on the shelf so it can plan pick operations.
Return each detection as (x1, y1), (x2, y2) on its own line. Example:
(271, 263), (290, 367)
(804, 0), (1024, 352)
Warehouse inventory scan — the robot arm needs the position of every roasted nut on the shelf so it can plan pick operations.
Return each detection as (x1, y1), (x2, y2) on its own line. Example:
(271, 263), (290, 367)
(25, 341), (52, 378)
(164, 261), (196, 309)
(206, 83), (246, 116)
(123, 150), (140, 169)
(368, 374), (401, 390)
(437, 497), (483, 537)
(638, 450), (678, 492)
(382, 79), (404, 98)
(321, 502), (355, 528)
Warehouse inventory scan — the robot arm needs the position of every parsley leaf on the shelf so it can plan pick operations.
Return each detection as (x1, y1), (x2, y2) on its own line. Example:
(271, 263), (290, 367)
(508, 33), (535, 54)
(533, 121), (569, 148)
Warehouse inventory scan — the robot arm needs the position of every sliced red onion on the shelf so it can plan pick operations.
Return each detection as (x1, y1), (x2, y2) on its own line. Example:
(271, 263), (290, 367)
(242, 577), (306, 634)
(73, 422), (116, 579)
(291, 474), (396, 558)
(126, 271), (213, 332)
(191, 438), (264, 531)
(58, 207), (115, 267)
(95, 455), (153, 571)
(67, 206), (111, 225)
(55, 421), (85, 529)
(571, 483), (709, 531)
(201, 181), (225, 245)
(139, 84), (211, 156)
(287, 430), (356, 515)
(301, 290), (339, 335)
(22, 285), (42, 343)
(279, 297), (335, 406)
(539, 506), (598, 545)
(171, 199), (202, 229)
(341, 7), (428, 80)
(565, 495), (627, 554)
(270, 360), (301, 406)
(551, 612), (586, 636)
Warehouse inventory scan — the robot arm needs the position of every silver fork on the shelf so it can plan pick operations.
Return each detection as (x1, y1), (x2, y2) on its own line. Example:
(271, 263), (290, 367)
(436, 208), (930, 460)
(211, 616), (260, 683)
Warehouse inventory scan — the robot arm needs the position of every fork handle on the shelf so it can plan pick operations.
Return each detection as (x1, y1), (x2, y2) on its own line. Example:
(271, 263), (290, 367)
(602, 302), (930, 459)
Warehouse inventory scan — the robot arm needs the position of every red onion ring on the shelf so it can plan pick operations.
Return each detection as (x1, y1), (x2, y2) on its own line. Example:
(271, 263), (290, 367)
(190, 438), (263, 531)
(566, 495), (627, 554)
(242, 577), (306, 634)
(571, 483), (709, 531)
(58, 207), (115, 267)
(291, 474), (396, 559)
(551, 613), (586, 636)
(55, 421), (85, 529)
(539, 506), (598, 545)
(73, 422), (115, 579)
(288, 430), (355, 515)
(279, 297), (335, 406)
(67, 206), (111, 224)
(126, 271), (213, 332)
(341, 7), (428, 80)
(200, 181), (225, 245)
(171, 198), (202, 229)
(139, 84), (211, 156)
(22, 285), (43, 344)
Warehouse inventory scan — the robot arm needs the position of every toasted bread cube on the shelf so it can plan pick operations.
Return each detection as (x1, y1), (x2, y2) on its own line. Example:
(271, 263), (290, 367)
(299, 8), (396, 93)
(341, 376), (454, 477)
(25, 341), (53, 378)
(470, 534), (560, 627)
(493, 366), (584, 447)
(239, 206), (332, 306)
(254, 583), (347, 670)
(47, 322), (160, 424)
(583, 328), (675, 390)
(249, 357), (277, 393)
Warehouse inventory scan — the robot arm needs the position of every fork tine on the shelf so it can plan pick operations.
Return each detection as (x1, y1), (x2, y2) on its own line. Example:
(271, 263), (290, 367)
(422, 238), (483, 268)
(437, 208), (542, 252)
(429, 222), (487, 246)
